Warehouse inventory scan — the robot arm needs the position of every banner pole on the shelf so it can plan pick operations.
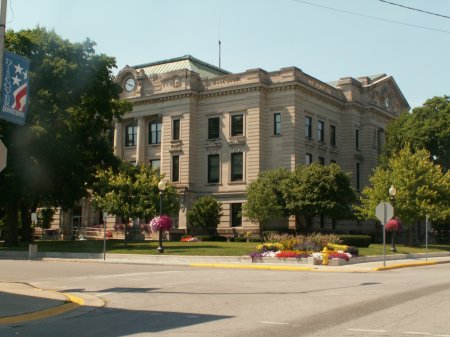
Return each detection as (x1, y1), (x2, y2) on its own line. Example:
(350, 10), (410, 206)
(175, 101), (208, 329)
(0, 0), (7, 92)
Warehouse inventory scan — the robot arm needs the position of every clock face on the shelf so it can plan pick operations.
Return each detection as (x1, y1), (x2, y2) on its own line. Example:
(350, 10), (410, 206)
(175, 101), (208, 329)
(125, 77), (136, 92)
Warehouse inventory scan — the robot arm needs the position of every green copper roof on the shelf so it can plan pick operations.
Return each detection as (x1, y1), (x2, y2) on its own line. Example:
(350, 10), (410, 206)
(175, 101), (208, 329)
(133, 55), (229, 79)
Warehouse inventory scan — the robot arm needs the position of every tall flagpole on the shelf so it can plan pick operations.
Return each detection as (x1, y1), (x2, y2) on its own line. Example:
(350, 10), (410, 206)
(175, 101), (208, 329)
(0, 0), (7, 93)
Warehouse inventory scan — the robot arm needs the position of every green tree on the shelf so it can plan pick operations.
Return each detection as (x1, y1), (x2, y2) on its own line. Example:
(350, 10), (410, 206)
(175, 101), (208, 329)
(356, 147), (450, 245)
(242, 168), (290, 241)
(0, 27), (131, 245)
(186, 195), (222, 234)
(283, 163), (356, 232)
(382, 96), (450, 171)
(91, 163), (179, 244)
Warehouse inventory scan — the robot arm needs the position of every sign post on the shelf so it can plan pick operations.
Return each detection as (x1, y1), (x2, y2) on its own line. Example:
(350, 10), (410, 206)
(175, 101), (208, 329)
(0, 138), (6, 172)
(425, 214), (430, 262)
(103, 212), (108, 261)
(376, 201), (394, 267)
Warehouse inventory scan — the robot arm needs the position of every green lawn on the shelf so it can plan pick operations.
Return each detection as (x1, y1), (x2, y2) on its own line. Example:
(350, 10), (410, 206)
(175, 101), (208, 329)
(1, 240), (449, 257)
(0, 240), (257, 256)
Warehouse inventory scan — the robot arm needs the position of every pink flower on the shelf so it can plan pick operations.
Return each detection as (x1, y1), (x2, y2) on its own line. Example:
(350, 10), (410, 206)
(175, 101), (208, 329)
(149, 215), (172, 232)
(385, 218), (401, 232)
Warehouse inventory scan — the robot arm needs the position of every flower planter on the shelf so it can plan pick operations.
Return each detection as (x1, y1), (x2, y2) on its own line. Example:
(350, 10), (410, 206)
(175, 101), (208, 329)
(328, 258), (347, 266)
(308, 257), (322, 265)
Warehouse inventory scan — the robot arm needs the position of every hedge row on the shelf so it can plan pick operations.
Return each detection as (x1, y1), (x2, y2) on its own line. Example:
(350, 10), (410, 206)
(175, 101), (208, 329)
(338, 234), (372, 247)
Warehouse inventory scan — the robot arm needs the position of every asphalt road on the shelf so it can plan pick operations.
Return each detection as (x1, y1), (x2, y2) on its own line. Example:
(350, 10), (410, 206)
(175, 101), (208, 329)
(1, 259), (449, 337)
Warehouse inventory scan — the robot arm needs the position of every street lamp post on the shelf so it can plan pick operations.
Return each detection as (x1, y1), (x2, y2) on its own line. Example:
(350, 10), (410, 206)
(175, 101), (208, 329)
(389, 184), (397, 252)
(157, 179), (167, 253)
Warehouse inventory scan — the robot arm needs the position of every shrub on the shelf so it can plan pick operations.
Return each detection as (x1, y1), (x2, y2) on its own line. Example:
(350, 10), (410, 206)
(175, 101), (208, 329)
(196, 235), (227, 242)
(431, 221), (450, 244)
(346, 246), (359, 257)
(338, 235), (372, 247)
(234, 237), (248, 242)
(186, 195), (222, 230)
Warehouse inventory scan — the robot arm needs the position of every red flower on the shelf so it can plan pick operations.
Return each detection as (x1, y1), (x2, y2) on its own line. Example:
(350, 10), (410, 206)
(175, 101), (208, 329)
(385, 218), (401, 232)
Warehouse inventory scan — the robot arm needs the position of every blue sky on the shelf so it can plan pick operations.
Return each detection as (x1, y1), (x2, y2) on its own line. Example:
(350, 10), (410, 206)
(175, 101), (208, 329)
(5, 0), (450, 108)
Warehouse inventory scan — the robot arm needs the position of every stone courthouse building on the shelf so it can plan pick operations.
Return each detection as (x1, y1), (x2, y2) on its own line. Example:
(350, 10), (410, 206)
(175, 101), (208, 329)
(100, 54), (409, 235)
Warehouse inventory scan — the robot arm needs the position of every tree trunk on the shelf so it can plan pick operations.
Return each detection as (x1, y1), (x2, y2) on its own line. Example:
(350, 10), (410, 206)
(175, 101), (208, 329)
(5, 203), (19, 246)
(20, 206), (33, 243)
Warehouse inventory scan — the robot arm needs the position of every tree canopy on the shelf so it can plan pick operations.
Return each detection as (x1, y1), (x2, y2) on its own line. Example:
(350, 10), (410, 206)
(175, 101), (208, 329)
(0, 27), (131, 245)
(91, 163), (180, 243)
(242, 163), (356, 234)
(382, 96), (450, 171)
(356, 146), (450, 245)
(283, 163), (356, 230)
(242, 168), (290, 240)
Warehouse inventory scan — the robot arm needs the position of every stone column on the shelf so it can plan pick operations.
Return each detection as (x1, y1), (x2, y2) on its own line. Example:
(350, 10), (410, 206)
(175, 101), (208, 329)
(136, 117), (146, 164)
(114, 121), (123, 158)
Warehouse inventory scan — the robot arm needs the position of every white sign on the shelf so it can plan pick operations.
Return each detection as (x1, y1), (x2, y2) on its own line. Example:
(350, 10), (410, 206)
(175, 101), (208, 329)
(375, 201), (393, 224)
(0, 139), (6, 172)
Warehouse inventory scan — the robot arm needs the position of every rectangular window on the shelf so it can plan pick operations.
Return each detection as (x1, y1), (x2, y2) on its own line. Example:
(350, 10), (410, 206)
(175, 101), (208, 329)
(149, 121), (162, 144)
(273, 112), (281, 135)
(305, 153), (312, 165)
(125, 124), (137, 147)
(149, 159), (160, 170)
(318, 120), (324, 142)
(231, 114), (244, 137)
(355, 129), (360, 150)
(231, 203), (242, 227)
(208, 117), (220, 139)
(231, 152), (243, 181)
(330, 159), (336, 164)
(305, 116), (312, 138)
(208, 154), (220, 183)
(172, 119), (180, 141)
(330, 125), (336, 146)
(172, 155), (179, 182)
(356, 162), (361, 190)
(318, 156), (325, 165)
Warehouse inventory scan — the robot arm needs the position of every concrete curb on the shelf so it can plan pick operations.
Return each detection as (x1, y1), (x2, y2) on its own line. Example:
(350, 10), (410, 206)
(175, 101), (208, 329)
(0, 284), (85, 325)
(372, 259), (450, 271)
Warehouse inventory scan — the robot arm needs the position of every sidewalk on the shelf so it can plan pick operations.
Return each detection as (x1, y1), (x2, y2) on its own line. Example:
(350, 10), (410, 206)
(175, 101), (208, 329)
(1, 252), (450, 325)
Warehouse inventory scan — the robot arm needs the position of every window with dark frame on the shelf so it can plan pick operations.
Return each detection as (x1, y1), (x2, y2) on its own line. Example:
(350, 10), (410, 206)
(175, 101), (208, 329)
(305, 116), (312, 138)
(356, 162), (361, 191)
(125, 123), (137, 147)
(330, 125), (336, 146)
(231, 114), (244, 137)
(208, 117), (220, 139)
(231, 203), (242, 227)
(355, 129), (360, 150)
(149, 159), (160, 170)
(231, 152), (243, 181)
(318, 120), (325, 142)
(274, 112), (281, 135)
(172, 119), (180, 141)
(149, 121), (162, 144)
(318, 156), (325, 165)
(305, 153), (312, 165)
(172, 155), (179, 182)
(208, 154), (220, 183)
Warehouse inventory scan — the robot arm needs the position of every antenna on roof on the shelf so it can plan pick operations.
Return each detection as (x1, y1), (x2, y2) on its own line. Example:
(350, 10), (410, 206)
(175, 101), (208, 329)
(218, 19), (221, 69)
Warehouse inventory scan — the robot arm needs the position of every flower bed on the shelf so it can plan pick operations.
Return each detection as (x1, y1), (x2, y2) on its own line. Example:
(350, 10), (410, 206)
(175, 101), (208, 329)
(248, 233), (356, 265)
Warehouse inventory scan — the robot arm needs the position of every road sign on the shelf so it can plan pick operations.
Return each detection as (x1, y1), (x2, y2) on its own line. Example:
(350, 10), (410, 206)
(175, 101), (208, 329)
(0, 139), (6, 172)
(375, 202), (393, 224)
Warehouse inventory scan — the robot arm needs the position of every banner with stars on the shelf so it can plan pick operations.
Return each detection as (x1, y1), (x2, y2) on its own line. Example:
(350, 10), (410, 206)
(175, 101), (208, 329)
(1, 51), (30, 125)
